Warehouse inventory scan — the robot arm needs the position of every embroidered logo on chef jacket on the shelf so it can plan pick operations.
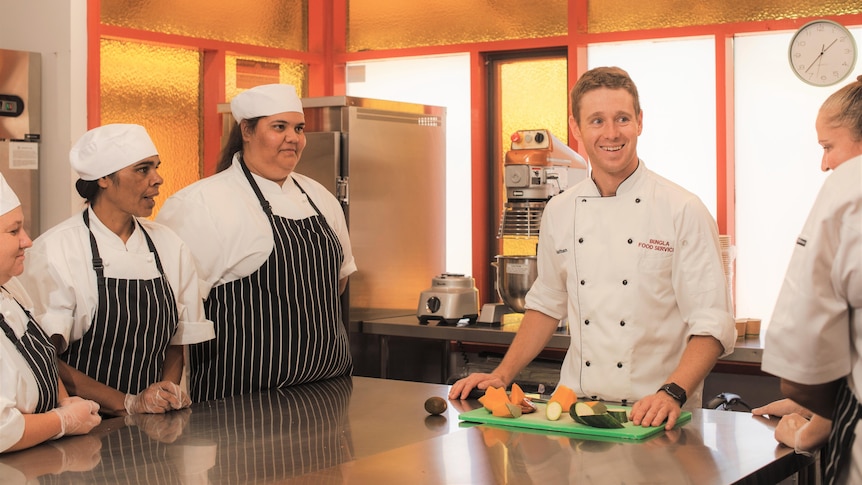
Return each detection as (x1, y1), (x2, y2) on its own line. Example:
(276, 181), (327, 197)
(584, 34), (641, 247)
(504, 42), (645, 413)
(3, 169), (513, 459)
(636, 238), (675, 253)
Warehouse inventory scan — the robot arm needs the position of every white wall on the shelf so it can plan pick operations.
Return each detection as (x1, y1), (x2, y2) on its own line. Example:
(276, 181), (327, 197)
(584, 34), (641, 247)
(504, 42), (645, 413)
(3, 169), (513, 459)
(0, 0), (88, 232)
(734, 27), (862, 327)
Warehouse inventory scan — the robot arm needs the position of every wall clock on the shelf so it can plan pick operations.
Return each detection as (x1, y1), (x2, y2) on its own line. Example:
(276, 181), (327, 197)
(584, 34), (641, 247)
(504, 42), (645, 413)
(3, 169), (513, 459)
(788, 19), (857, 87)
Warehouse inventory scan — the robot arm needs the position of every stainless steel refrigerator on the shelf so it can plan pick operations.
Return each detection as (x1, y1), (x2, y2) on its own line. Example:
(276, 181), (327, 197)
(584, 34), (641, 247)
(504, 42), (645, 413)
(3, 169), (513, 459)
(0, 48), (41, 237)
(298, 96), (447, 325)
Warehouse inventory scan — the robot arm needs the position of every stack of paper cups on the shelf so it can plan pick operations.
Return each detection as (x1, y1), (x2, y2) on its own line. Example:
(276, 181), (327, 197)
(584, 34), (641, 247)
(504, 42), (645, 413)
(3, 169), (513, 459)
(719, 235), (735, 310)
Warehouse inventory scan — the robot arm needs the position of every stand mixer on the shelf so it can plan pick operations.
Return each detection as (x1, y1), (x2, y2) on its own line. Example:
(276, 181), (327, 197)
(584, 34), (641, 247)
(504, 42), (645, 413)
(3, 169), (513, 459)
(478, 129), (587, 324)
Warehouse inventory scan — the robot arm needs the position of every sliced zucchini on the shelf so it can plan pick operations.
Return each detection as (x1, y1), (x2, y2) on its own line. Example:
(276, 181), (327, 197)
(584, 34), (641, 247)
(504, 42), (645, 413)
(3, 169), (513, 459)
(570, 401), (625, 428)
(578, 414), (625, 428)
(607, 409), (629, 424)
(545, 401), (563, 421)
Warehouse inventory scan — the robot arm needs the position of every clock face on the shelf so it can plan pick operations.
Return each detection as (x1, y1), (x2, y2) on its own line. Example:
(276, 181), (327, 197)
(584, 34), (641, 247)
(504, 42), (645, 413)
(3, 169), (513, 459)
(788, 20), (857, 87)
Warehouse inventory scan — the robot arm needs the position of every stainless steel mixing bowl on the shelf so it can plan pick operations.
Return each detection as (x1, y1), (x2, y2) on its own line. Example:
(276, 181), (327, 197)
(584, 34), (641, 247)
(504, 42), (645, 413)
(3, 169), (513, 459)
(492, 255), (538, 313)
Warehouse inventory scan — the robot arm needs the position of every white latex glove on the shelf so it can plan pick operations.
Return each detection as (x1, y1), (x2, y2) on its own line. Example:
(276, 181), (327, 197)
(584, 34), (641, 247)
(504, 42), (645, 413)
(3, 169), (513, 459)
(772, 412), (832, 456)
(125, 381), (191, 415)
(160, 381), (192, 410)
(50, 398), (101, 439)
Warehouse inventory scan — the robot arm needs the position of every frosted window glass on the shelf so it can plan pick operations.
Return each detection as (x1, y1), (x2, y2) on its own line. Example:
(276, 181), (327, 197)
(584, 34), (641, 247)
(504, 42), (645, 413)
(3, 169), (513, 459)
(587, 38), (717, 217)
(733, 27), (862, 329)
(100, 39), (200, 217)
(347, 0), (566, 52)
(101, 0), (306, 50)
(588, 0), (861, 34)
(346, 55), (472, 275)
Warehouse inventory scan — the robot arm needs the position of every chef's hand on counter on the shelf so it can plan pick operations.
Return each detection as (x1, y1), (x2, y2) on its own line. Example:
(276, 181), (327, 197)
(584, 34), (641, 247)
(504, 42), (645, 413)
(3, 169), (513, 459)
(125, 408), (192, 443)
(50, 396), (102, 439)
(753, 398), (830, 455)
(751, 398), (813, 420)
(630, 392), (682, 431)
(448, 373), (507, 400)
(124, 381), (192, 415)
(772, 413), (831, 456)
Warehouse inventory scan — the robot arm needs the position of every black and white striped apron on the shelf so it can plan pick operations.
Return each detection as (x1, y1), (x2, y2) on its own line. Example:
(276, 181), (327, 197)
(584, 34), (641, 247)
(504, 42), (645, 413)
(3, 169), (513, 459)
(62, 211), (179, 394)
(189, 156), (352, 402)
(824, 377), (862, 484)
(0, 290), (59, 413)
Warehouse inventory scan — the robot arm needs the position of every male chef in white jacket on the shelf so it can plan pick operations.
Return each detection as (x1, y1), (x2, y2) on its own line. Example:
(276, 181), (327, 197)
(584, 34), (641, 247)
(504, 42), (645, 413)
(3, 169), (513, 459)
(450, 66), (736, 430)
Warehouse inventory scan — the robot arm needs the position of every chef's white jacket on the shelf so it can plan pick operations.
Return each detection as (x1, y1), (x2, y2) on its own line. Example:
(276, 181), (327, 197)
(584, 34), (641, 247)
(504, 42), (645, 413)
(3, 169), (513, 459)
(0, 278), (46, 452)
(526, 161), (735, 408)
(762, 155), (862, 483)
(18, 208), (214, 353)
(155, 154), (356, 296)
(763, 154), (862, 389)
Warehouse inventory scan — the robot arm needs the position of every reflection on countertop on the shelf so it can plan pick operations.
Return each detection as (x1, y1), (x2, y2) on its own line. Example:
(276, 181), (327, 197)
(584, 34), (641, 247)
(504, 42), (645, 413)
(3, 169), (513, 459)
(0, 376), (813, 484)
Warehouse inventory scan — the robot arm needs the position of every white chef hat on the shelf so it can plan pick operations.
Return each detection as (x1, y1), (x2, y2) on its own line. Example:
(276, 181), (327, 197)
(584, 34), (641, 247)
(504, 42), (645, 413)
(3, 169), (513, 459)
(70, 124), (159, 181)
(230, 84), (303, 123)
(0, 173), (21, 216)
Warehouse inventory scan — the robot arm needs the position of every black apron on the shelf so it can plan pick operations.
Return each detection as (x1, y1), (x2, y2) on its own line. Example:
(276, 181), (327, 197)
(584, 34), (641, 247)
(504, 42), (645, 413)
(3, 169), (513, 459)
(0, 290), (59, 413)
(190, 157), (352, 402)
(62, 211), (179, 394)
(824, 377), (862, 484)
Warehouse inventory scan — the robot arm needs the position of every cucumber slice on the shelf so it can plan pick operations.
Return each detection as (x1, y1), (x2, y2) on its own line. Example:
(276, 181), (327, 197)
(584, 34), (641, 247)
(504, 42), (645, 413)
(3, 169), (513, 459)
(570, 401), (625, 428)
(579, 414), (625, 429)
(608, 409), (629, 423)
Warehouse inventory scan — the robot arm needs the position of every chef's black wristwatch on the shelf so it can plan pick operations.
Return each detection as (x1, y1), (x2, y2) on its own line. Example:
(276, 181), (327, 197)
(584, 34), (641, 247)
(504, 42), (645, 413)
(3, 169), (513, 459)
(658, 382), (687, 406)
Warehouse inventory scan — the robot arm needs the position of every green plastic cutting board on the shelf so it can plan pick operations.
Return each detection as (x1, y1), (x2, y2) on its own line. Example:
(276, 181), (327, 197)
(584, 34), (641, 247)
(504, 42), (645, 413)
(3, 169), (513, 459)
(458, 403), (691, 441)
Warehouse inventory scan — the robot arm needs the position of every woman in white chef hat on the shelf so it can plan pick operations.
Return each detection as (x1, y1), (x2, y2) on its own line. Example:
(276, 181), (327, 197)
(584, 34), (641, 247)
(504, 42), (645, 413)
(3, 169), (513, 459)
(18, 124), (214, 417)
(0, 173), (101, 453)
(157, 84), (356, 402)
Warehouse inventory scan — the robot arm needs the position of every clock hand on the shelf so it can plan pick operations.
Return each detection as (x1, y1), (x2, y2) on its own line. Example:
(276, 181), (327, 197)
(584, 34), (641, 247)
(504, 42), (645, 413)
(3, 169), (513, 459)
(805, 50), (824, 74)
(806, 39), (839, 76)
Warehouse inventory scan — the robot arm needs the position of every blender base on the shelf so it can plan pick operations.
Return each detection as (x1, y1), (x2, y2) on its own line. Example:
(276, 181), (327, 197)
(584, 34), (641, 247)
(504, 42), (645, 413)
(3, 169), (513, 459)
(477, 303), (510, 325)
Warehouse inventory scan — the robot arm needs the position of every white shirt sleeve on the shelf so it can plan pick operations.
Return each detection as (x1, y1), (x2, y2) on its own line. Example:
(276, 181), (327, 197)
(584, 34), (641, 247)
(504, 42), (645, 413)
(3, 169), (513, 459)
(763, 157), (862, 386)
(0, 279), (43, 453)
(137, 220), (215, 345)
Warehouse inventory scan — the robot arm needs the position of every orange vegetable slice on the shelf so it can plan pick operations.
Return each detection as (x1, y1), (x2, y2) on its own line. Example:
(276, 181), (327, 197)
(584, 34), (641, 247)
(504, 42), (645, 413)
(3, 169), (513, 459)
(548, 384), (577, 412)
(508, 383), (526, 406)
(478, 386), (510, 413)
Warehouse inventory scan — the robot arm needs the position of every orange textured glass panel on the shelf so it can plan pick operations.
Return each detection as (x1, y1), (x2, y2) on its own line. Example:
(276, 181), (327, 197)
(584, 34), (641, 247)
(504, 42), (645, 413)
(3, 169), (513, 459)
(498, 56), (568, 256)
(348, 0), (567, 52)
(590, 0), (862, 33)
(499, 57), (569, 169)
(100, 39), (201, 218)
(100, 0), (307, 50)
(225, 54), (307, 102)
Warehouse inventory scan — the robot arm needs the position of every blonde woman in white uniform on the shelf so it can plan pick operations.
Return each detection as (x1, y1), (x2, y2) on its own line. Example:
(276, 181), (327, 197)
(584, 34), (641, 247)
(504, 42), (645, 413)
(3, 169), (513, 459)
(157, 84), (355, 402)
(451, 67), (736, 431)
(0, 174), (101, 453)
(19, 124), (214, 417)
(762, 75), (862, 485)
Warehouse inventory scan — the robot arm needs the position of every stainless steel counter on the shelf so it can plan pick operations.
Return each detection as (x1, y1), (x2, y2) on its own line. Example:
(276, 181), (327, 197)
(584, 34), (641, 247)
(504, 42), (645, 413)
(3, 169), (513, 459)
(0, 376), (813, 484)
